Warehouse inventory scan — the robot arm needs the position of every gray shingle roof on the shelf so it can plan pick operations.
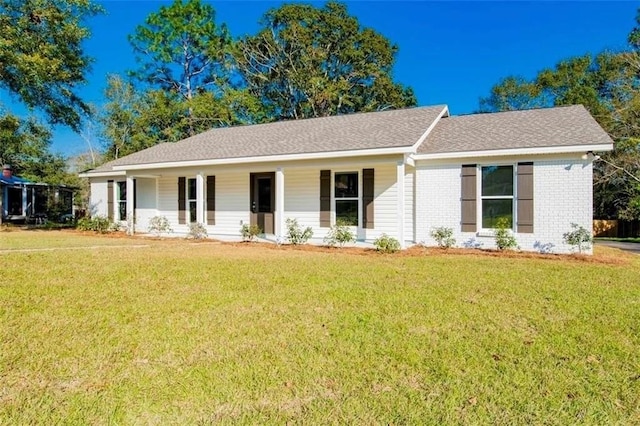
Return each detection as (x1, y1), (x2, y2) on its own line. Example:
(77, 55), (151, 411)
(86, 104), (613, 175)
(88, 105), (447, 173)
(418, 105), (613, 155)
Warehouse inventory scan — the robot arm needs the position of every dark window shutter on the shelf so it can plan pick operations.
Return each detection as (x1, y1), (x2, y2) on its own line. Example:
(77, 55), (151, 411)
(133, 179), (137, 210)
(206, 176), (215, 225)
(107, 180), (114, 221)
(320, 170), (331, 227)
(461, 165), (477, 232)
(362, 168), (374, 229)
(517, 162), (534, 233)
(178, 177), (186, 224)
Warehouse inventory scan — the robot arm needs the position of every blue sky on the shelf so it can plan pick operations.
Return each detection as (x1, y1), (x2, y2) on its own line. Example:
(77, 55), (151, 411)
(15, 1), (640, 156)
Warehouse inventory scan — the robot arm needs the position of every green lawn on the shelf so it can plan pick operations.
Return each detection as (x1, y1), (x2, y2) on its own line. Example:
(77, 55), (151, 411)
(1, 230), (639, 424)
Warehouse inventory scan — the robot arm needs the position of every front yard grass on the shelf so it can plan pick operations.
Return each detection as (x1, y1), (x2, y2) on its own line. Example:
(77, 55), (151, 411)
(1, 230), (639, 424)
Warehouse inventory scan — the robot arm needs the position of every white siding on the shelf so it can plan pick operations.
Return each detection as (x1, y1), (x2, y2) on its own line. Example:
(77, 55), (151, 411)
(134, 178), (157, 232)
(404, 166), (415, 243)
(88, 178), (109, 218)
(415, 156), (594, 254)
(208, 171), (250, 236)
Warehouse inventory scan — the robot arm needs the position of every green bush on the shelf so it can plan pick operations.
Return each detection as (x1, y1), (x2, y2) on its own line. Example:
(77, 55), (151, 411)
(430, 226), (456, 248)
(76, 216), (116, 234)
(494, 217), (518, 251)
(374, 233), (401, 253)
(323, 219), (356, 247)
(148, 216), (172, 237)
(240, 223), (261, 242)
(285, 218), (313, 245)
(187, 222), (208, 240)
(563, 223), (592, 253)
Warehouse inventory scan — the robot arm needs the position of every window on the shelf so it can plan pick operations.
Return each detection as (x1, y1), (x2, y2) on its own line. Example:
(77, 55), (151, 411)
(335, 172), (358, 226)
(481, 165), (514, 228)
(117, 181), (126, 221)
(187, 178), (197, 223)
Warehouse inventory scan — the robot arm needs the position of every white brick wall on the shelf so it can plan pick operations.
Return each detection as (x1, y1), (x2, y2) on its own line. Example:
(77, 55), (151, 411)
(415, 157), (594, 254)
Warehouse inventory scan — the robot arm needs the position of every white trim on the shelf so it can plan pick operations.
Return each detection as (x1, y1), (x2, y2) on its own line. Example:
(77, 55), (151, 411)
(275, 167), (285, 240)
(111, 147), (415, 172)
(397, 160), (406, 248)
(196, 173), (204, 224)
(125, 176), (135, 235)
(409, 105), (449, 151)
(413, 143), (613, 160)
(79, 171), (126, 178)
(477, 164), (516, 232)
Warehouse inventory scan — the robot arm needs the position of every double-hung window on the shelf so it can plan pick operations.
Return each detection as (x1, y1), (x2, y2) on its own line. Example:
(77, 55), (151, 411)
(335, 172), (358, 226)
(481, 165), (514, 228)
(187, 178), (197, 223)
(117, 181), (127, 221)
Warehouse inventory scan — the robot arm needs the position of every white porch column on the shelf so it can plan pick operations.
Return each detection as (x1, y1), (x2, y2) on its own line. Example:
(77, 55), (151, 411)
(126, 175), (135, 235)
(275, 167), (285, 240)
(396, 160), (406, 249)
(22, 186), (27, 217)
(196, 172), (205, 224)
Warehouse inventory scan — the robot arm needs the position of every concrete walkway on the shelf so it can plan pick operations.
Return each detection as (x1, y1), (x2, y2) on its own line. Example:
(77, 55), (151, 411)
(594, 240), (640, 254)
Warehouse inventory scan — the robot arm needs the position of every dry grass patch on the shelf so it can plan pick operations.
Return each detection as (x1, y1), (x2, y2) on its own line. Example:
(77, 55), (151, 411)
(0, 230), (639, 424)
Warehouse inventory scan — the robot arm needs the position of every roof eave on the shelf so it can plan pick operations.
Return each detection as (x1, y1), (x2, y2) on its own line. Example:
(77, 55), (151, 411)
(413, 143), (614, 161)
(111, 146), (415, 172)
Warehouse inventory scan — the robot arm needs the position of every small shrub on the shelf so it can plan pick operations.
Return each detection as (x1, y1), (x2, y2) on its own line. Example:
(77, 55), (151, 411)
(187, 222), (208, 240)
(374, 233), (401, 253)
(76, 216), (115, 234)
(563, 223), (592, 253)
(285, 218), (313, 245)
(148, 216), (172, 237)
(241, 223), (261, 242)
(494, 217), (518, 251)
(323, 219), (356, 247)
(430, 226), (456, 248)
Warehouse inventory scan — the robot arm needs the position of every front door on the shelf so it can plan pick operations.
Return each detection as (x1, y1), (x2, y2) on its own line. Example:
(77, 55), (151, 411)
(250, 172), (275, 234)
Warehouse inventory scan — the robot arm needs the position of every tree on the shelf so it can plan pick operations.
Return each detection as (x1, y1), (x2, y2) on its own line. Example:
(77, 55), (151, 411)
(0, 0), (101, 130)
(127, 0), (247, 136)
(236, 1), (416, 121)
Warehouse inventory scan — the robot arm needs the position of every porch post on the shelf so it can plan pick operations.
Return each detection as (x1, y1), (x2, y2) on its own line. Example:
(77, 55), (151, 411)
(275, 167), (285, 240)
(126, 175), (135, 235)
(396, 160), (406, 249)
(196, 172), (205, 224)
(22, 185), (27, 218)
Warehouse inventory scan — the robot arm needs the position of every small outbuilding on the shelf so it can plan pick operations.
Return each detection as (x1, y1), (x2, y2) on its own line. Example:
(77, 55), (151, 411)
(1, 165), (73, 224)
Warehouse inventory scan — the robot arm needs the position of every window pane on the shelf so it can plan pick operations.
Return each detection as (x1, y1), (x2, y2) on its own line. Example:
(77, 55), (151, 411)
(118, 182), (126, 201)
(482, 166), (513, 196)
(188, 178), (196, 200)
(119, 201), (127, 220)
(482, 199), (513, 228)
(336, 200), (358, 226)
(189, 201), (197, 223)
(257, 177), (272, 213)
(335, 173), (358, 198)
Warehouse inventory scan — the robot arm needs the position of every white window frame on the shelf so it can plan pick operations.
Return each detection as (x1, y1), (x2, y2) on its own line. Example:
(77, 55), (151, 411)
(478, 164), (516, 231)
(116, 181), (126, 222)
(333, 170), (361, 228)
(187, 177), (197, 224)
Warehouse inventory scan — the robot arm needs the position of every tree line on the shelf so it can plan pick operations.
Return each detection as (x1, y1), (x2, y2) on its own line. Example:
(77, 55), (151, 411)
(1, 0), (638, 221)
(479, 13), (640, 221)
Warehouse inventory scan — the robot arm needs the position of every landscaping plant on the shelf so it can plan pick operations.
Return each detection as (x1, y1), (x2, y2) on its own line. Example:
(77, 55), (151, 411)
(240, 223), (262, 242)
(147, 216), (173, 237)
(323, 219), (356, 247)
(563, 223), (593, 253)
(374, 233), (401, 253)
(494, 217), (518, 250)
(430, 226), (456, 248)
(285, 218), (313, 245)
